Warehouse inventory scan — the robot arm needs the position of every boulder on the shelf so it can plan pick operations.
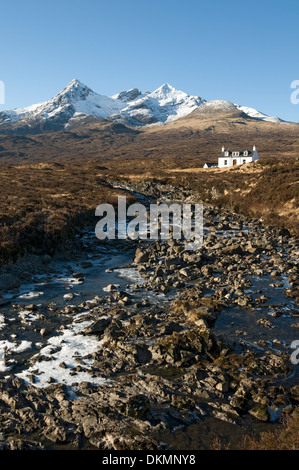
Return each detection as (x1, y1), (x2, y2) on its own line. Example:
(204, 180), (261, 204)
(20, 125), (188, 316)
(134, 248), (149, 264)
(249, 404), (270, 422)
(221, 244), (244, 256)
(125, 394), (150, 419)
(289, 385), (299, 403)
(84, 317), (112, 336)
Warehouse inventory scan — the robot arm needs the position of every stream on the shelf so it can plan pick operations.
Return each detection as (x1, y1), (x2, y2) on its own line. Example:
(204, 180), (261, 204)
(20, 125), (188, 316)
(0, 184), (298, 449)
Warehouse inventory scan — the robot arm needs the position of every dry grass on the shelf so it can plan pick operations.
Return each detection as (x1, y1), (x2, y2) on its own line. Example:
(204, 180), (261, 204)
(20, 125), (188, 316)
(0, 162), (137, 266)
(211, 409), (299, 450)
(165, 159), (299, 236)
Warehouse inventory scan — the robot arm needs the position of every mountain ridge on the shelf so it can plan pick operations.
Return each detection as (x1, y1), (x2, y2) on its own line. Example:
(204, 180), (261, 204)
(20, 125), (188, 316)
(0, 79), (289, 135)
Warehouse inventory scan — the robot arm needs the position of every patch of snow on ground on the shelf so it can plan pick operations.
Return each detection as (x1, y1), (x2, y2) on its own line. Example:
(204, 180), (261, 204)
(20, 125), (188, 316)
(18, 291), (44, 299)
(0, 339), (32, 354)
(0, 314), (5, 330)
(114, 268), (145, 285)
(55, 276), (83, 285)
(18, 309), (40, 322)
(16, 316), (107, 389)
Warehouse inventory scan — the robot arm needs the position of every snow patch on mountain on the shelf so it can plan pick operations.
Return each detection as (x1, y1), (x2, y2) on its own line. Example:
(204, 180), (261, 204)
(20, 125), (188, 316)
(194, 100), (284, 123)
(196, 100), (237, 114)
(235, 104), (284, 123)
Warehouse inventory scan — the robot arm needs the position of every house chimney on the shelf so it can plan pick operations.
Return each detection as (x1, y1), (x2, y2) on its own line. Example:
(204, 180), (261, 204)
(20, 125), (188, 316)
(253, 145), (256, 151)
(222, 146), (225, 152)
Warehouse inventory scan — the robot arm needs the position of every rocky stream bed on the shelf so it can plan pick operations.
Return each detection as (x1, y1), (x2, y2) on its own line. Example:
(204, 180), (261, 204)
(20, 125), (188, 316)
(0, 181), (298, 450)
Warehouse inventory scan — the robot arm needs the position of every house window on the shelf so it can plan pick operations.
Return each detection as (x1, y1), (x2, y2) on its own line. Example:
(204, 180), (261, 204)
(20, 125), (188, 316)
(232, 152), (239, 157)
(224, 160), (227, 165)
(224, 151), (229, 156)
(244, 151), (248, 156)
(242, 159), (246, 164)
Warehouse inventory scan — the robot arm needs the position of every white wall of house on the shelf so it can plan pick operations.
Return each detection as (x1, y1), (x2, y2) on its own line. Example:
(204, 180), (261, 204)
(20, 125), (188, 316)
(218, 147), (259, 168)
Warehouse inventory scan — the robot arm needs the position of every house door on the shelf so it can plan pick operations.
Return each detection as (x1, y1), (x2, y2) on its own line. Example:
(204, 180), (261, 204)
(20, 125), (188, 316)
(233, 159), (237, 166)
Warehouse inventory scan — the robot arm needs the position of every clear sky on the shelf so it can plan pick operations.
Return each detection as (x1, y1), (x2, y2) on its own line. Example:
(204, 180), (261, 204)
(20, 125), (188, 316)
(0, 0), (298, 122)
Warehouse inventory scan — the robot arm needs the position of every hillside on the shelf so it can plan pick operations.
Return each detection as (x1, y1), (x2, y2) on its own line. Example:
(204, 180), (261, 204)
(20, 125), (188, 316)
(0, 107), (298, 165)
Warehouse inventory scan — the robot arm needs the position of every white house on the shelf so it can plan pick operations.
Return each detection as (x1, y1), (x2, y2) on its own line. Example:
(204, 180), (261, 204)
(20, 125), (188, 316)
(218, 145), (259, 168)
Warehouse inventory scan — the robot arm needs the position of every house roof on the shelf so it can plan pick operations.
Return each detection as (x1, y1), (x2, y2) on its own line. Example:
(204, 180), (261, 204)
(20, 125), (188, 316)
(204, 162), (218, 167)
(220, 150), (253, 157)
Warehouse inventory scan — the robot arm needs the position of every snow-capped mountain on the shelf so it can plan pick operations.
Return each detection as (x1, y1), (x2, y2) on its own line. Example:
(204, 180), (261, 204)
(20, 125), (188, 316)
(110, 83), (206, 126)
(0, 79), (285, 135)
(0, 79), (129, 134)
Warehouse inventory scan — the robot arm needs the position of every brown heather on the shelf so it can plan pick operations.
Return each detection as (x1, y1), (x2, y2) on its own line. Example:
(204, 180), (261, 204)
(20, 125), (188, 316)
(0, 162), (136, 266)
(0, 110), (298, 266)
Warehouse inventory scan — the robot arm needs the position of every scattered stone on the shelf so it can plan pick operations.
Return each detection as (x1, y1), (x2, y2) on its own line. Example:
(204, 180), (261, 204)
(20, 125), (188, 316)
(40, 328), (49, 337)
(257, 318), (275, 329)
(63, 293), (74, 300)
(84, 317), (112, 336)
(105, 284), (118, 292)
(249, 404), (270, 422)
(134, 248), (149, 264)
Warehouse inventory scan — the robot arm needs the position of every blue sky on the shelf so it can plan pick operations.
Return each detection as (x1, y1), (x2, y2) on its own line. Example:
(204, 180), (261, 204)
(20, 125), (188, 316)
(0, 0), (298, 122)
